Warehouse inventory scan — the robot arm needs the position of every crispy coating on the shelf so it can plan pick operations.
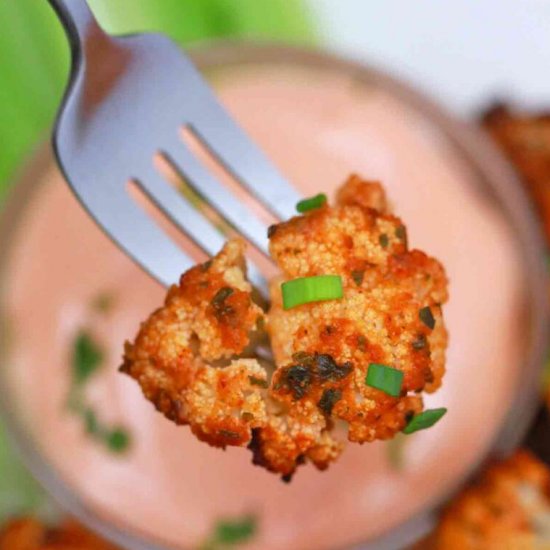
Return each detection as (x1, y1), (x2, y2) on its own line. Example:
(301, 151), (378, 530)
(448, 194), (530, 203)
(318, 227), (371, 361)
(268, 174), (448, 443)
(121, 239), (269, 448)
(122, 175), (448, 478)
(121, 239), (341, 475)
(0, 517), (119, 550)
(482, 104), (550, 244)
(426, 451), (550, 550)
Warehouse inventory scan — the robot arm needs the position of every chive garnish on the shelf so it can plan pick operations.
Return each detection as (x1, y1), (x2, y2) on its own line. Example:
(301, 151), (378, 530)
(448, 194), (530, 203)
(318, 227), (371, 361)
(365, 363), (403, 397)
(296, 193), (327, 213)
(419, 306), (436, 330)
(92, 292), (116, 314)
(379, 234), (389, 248)
(200, 515), (257, 550)
(106, 428), (131, 453)
(318, 388), (342, 415)
(395, 225), (407, 243)
(281, 275), (343, 310)
(402, 408), (447, 434)
(351, 270), (364, 286)
(72, 331), (103, 385)
(248, 376), (269, 389)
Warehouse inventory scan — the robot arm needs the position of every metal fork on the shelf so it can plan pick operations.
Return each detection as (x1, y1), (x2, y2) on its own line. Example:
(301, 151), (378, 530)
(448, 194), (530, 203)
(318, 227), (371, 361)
(48, 0), (301, 293)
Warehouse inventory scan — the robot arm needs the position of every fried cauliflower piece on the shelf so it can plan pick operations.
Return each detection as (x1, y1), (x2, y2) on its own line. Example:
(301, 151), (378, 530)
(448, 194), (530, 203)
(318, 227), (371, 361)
(482, 104), (550, 244)
(122, 175), (448, 478)
(121, 239), (341, 475)
(0, 517), (119, 550)
(121, 239), (269, 448)
(426, 451), (550, 550)
(268, 175), (448, 443)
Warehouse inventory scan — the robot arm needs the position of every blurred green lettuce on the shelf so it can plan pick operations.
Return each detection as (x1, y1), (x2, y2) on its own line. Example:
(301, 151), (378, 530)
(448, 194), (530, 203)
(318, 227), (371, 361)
(0, 0), (316, 200)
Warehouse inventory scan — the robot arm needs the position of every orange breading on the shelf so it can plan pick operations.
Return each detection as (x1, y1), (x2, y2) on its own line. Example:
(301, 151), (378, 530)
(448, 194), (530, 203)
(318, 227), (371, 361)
(121, 239), (269, 448)
(121, 238), (341, 475)
(482, 105), (550, 244)
(122, 175), (448, 478)
(268, 175), (448, 443)
(428, 451), (550, 550)
(0, 517), (119, 550)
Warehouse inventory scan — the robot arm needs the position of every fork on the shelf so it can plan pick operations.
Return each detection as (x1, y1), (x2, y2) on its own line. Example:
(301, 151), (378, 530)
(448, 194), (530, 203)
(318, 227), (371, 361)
(47, 0), (302, 294)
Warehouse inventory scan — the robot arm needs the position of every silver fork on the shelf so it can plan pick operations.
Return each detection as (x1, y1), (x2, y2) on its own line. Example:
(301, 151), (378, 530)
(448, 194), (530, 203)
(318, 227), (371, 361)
(48, 0), (301, 293)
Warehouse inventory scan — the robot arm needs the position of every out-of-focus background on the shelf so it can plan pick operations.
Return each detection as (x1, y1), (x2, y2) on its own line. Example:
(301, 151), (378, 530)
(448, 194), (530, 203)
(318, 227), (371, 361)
(3, 0), (550, 546)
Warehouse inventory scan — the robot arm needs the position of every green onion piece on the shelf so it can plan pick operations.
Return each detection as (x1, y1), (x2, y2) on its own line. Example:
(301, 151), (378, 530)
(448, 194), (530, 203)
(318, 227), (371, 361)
(419, 306), (436, 330)
(72, 331), (104, 386)
(105, 428), (131, 453)
(403, 408), (447, 434)
(296, 193), (327, 213)
(379, 234), (389, 248)
(282, 275), (343, 310)
(199, 515), (258, 549)
(365, 363), (404, 397)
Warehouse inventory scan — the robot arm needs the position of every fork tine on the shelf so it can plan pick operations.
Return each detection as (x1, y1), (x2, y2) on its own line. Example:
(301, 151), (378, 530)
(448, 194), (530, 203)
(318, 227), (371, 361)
(81, 188), (195, 287)
(135, 163), (226, 256)
(190, 104), (302, 222)
(162, 136), (272, 257)
(134, 163), (269, 295)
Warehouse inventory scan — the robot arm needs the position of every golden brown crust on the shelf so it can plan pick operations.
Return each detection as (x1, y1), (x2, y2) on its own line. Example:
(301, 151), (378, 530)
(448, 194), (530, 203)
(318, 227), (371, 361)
(268, 175), (448, 443)
(335, 173), (389, 213)
(482, 104), (550, 244)
(122, 175), (448, 478)
(121, 239), (268, 449)
(429, 451), (550, 550)
(0, 517), (119, 550)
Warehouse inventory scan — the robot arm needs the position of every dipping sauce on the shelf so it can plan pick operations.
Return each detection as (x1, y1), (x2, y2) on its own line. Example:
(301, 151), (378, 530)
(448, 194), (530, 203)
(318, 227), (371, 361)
(4, 63), (523, 549)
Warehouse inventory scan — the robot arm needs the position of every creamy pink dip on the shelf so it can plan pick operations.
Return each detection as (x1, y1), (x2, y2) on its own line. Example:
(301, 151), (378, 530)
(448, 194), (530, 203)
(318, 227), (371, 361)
(4, 64), (523, 549)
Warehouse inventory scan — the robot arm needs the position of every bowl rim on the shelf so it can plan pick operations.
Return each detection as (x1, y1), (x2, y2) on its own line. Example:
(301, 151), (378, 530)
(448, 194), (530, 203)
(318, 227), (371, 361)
(0, 39), (548, 550)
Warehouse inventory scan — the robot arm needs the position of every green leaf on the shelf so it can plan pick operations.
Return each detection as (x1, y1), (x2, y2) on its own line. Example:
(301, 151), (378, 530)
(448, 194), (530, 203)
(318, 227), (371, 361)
(71, 330), (104, 386)
(200, 514), (257, 549)
(403, 408), (447, 435)
(105, 427), (131, 454)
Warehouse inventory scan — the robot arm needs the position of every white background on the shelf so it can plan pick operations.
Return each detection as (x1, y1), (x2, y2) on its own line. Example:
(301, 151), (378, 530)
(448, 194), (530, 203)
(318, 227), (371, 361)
(312, 0), (550, 116)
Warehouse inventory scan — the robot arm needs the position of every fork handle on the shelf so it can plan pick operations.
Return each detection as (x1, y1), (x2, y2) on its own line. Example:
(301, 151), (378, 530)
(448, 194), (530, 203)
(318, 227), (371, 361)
(47, 0), (103, 50)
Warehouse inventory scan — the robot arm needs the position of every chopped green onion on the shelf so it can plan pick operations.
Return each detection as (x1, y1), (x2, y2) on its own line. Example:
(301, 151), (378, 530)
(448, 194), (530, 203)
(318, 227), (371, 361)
(379, 234), (389, 248)
(296, 193), (327, 213)
(281, 275), (343, 310)
(403, 408), (447, 434)
(248, 376), (269, 389)
(200, 515), (258, 550)
(365, 363), (404, 397)
(105, 428), (131, 453)
(351, 270), (364, 286)
(91, 291), (116, 314)
(317, 388), (342, 415)
(395, 225), (407, 243)
(419, 306), (436, 330)
(72, 331), (104, 386)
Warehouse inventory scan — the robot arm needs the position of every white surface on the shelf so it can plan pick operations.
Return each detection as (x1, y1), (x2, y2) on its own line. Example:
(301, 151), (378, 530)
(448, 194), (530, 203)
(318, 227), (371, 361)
(312, 0), (550, 116)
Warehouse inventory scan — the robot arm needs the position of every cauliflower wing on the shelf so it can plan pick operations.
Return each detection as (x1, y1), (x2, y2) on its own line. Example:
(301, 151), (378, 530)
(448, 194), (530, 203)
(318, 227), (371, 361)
(122, 175), (448, 478)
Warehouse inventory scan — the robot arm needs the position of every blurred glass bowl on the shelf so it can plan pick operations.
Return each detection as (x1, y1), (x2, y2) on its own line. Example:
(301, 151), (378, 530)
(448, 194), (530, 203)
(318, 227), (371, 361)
(0, 42), (548, 550)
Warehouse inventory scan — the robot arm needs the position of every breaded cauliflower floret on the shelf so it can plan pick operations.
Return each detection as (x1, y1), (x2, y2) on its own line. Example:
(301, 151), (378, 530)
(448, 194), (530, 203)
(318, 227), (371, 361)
(121, 239), (269, 448)
(482, 104), (550, 244)
(268, 175), (448, 443)
(0, 516), (120, 549)
(428, 451), (550, 550)
(121, 239), (341, 474)
(122, 175), (448, 478)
